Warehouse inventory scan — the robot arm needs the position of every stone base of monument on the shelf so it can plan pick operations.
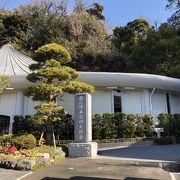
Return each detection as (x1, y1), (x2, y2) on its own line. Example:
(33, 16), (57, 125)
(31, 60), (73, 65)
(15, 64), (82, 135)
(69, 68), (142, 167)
(69, 142), (97, 158)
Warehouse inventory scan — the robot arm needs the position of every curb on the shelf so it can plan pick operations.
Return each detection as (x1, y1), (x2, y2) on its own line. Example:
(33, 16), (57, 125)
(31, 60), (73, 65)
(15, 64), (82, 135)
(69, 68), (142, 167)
(135, 161), (162, 168)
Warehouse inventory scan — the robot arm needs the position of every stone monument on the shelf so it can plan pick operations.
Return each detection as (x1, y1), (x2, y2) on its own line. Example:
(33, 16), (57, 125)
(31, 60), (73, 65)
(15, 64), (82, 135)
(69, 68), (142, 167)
(69, 93), (97, 158)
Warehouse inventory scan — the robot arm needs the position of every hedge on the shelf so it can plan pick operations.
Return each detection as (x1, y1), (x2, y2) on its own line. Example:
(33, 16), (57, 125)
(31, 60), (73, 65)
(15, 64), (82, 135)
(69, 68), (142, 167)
(0, 133), (37, 149)
(13, 113), (180, 141)
(157, 113), (180, 139)
(13, 114), (74, 140)
(92, 113), (154, 139)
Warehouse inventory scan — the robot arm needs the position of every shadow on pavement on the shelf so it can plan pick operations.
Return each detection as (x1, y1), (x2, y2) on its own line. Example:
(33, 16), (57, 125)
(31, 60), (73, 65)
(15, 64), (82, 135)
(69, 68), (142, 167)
(41, 177), (115, 180)
(124, 178), (157, 180)
(41, 177), (158, 180)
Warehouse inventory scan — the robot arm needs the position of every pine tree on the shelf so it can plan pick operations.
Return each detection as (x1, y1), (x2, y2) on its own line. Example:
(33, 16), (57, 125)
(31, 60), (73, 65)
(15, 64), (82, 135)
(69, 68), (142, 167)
(25, 43), (94, 145)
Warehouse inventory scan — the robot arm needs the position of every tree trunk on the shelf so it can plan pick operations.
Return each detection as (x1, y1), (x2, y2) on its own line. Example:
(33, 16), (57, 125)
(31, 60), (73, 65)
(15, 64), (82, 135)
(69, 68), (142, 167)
(46, 120), (54, 146)
(39, 132), (44, 146)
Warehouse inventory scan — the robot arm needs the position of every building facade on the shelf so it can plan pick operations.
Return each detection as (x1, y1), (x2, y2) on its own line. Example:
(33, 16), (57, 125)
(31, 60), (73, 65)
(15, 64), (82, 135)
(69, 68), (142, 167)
(0, 44), (180, 133)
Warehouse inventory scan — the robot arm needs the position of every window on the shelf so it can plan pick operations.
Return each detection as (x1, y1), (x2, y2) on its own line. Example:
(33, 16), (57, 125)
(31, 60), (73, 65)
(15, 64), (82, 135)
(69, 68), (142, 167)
(113, 90), (122, 112)
(0, 115), (10, 133)
(166, 93), (171, 114)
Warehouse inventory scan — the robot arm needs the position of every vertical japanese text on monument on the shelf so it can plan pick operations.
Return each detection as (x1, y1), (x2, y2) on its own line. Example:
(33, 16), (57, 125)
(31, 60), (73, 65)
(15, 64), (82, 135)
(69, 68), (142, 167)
(77, 95), (85, 141)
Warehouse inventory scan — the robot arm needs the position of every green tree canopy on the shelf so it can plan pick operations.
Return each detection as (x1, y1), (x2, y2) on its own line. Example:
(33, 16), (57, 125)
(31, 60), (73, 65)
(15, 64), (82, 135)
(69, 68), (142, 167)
(86, 3), (105, 20)
(112, 18), (151, 55)
(167, 0), (180, 28)
(14, 0), (68, 51)
(127, 23), (180, 77)
(0, 12), (28, 50)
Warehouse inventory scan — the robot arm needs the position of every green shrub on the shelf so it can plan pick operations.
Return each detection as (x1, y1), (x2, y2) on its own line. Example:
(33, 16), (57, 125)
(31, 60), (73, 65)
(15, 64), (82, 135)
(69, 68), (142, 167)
(54, 114), (74, 140)
(143, 114), (154, 137)
(114, 112), (127, 138)
(92, 113), (154, 140)
(13, 114), (73, 141)
(172, 114), (180, 138)
(0, 134), (13, 147)
(158, 113), (171, 136)
(13, 115), (44, 139)
(92, 114), (102, 140)
(12, 134), (37, 149)
(157, 113), (180, 138)
(101, 113), (116, 139)
(124, 114), (136, 138)
(134, 115), (144, 137)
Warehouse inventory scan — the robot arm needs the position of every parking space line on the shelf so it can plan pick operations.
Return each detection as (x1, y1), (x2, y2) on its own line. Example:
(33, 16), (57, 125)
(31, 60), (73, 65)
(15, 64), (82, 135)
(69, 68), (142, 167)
(15, 172), (33, 180)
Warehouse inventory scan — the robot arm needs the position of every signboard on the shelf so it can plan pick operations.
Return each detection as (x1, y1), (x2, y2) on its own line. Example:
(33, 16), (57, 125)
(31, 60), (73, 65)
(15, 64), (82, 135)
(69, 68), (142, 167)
(74, 93), (92, 143)
(154, 128), (164, 138)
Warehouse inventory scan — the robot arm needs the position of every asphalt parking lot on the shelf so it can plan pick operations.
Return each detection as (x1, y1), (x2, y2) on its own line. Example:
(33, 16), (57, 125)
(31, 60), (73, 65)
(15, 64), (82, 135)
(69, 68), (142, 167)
(2, 144), (180, 180)
(0, 168), (29, 180)
(21, 158), (171, 180)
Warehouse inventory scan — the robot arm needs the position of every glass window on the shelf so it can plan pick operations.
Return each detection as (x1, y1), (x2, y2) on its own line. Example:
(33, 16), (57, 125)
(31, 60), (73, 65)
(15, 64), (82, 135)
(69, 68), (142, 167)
(113, 90), (122, 113)
(114, 95), (122, 112)
(166, 93), (171, 114)
(0, 115), (10, 134)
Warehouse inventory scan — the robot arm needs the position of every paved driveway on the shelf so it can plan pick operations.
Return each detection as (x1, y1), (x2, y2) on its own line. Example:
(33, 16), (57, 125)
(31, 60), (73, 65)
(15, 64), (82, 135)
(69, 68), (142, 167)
(98, 144), (180, 162)
(21, 158), (171, 180)
(0, 168), (30, 180)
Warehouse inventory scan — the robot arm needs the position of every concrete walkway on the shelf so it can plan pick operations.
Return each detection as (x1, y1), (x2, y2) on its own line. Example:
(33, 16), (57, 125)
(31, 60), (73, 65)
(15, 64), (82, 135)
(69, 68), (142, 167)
(21, 158), (171, 180)
(98, 144), (180, 162)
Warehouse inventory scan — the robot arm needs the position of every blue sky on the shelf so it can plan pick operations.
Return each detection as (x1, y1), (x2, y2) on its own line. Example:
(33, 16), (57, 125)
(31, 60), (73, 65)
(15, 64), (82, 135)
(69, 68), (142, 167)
(2, 0), (173, 28)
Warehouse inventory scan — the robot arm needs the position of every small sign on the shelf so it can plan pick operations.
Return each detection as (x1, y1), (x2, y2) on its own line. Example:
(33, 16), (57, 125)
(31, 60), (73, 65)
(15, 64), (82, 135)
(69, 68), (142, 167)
(154, 128), (164, 133)
(154, 128), (164, 138)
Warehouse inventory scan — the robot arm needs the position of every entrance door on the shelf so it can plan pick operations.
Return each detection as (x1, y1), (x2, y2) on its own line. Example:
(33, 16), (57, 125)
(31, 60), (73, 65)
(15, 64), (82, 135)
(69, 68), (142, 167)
(0, 115), (10, 134)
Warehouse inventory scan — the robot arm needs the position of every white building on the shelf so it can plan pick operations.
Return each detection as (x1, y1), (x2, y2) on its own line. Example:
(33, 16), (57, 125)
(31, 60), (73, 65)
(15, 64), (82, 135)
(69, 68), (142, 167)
(0, 44), (180, 133)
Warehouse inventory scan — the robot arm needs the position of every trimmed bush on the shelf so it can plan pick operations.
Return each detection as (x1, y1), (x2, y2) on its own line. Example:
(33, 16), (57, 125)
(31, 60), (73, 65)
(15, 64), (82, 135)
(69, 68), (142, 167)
(92, 114), (102, 140)
(92, 113), (154, 140)
(0, 134), (13, 147)
(143, 114), (154, 137)
(157, 113), (180, 140)
(12, 134), (37, 149)
(101, 113), (115, 139)
(157, 113), (171, 136)
(54, 114), (74, 140)
(13, 114), (74, 141)
(114, 112), (127, 138)
(13, 115), (44, 139)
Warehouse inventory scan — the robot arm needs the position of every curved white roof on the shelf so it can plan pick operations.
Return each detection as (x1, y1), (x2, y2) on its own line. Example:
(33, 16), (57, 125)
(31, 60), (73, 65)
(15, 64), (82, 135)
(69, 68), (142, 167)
(0, 44), (36, 76)
(0, 44), (179, 92)
(8, 71), (180, 92)
(78, 72), (180, 92)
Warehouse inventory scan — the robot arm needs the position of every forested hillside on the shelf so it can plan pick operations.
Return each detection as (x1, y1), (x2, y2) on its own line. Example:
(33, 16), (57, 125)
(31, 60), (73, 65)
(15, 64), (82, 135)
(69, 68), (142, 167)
(0, 0), (179, 78)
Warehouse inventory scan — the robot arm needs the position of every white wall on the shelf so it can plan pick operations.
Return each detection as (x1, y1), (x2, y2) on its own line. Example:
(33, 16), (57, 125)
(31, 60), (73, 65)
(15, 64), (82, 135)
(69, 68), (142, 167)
(122, 90), (142, 114)
(152, 92), (167, 120)
(170, 93), (180, 114)
(59, 89), (112, 117)
(58, 94), (75, 116)
(0, 92), (17, 132)
(0, 92), (16, 117)
(24, 97), (39, 115)
(0, 88), (179, 132)
(92, 89), (112, 114)
(141, 89), (150, 114)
